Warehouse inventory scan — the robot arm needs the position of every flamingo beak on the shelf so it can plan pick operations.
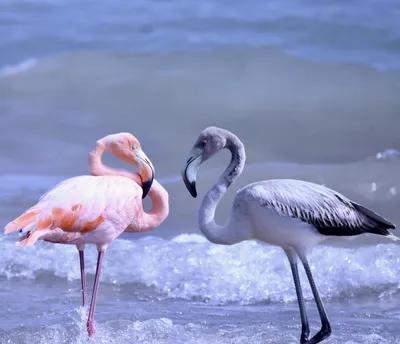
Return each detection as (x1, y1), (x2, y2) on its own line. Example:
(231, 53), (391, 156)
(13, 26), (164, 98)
(181, 147), (203, 198)
(134, 149), (155, 199)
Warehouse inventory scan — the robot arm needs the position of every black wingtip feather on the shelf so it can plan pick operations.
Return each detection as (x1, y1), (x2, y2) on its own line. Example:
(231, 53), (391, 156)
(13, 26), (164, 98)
(352, 202), (396, 230)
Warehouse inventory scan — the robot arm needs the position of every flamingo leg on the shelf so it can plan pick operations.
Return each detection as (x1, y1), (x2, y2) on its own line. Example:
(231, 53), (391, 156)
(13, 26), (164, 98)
(297, 250), (332, 344)
(87, 250), (105, 337)
(285, 249), (310, 344)
(78, 250), (87, 308)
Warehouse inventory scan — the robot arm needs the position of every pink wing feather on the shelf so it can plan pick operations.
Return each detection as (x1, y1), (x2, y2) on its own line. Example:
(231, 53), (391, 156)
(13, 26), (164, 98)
(5, 175), (142, 246)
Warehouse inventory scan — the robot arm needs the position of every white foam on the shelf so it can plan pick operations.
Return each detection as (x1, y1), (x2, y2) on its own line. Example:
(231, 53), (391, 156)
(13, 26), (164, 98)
(1, 310), (398, 344)
(0, 58), (37, 77)
(376, 149), (400, 160)
(1, 234), (400, 304)
(171, 233), (208, 244)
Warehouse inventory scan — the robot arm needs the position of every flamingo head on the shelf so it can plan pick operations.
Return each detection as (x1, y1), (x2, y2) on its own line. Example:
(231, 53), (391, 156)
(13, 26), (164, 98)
(110, 133), (155, 199)
(181, 126), (229, 198)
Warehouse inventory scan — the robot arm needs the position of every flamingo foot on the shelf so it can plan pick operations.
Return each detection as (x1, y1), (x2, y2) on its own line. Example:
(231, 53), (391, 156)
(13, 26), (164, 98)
(87, 320), (96, 337)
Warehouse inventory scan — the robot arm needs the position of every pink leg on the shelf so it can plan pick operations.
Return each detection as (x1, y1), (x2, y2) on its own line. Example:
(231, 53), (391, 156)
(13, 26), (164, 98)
(87, 251), (105, 337)
(78, 250), (87, 307)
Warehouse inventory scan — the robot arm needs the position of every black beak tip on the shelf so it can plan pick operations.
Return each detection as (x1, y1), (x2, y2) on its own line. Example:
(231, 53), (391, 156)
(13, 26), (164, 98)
(183, 177), (197, 198)
(182, 164), (198, 198)
(142, 178), (153, 199)
(189, 182), (197, 198)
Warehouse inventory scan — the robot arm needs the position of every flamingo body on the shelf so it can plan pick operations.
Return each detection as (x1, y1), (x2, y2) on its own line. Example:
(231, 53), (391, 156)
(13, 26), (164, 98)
(234, 179), (395, 251)
(181, 126), (396, 344)
(6, 175), (145, 248)
(4, 132), (169, 337)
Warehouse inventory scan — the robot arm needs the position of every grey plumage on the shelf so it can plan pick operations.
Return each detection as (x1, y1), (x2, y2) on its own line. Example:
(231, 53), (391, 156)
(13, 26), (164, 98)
(241, 179), (395, 237)
(182, 126), (397, 344)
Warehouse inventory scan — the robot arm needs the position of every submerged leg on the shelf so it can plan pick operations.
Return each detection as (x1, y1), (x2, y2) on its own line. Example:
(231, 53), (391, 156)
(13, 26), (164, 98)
(284, 248), (310, 344)
(297, 250), (332, 344)
(77, 244), (87, 308)
(87, 249), (105, 337)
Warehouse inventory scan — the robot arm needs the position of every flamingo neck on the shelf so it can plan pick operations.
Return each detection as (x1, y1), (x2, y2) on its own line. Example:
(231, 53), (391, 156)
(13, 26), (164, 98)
(89, 139), (169, 232)
(198, 133), (246, 245)
(136, 179), (169, 232)
(88, 138), (141, 184)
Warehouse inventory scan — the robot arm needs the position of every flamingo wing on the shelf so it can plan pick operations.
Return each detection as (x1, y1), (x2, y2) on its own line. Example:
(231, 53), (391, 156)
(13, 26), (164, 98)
(244, 179), (395, 237)
(5, 175), (142, 245)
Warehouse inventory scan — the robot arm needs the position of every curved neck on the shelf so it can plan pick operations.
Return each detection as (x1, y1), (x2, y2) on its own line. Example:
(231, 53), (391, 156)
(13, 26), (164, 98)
(88, 139), (141, 183)
(199, 133), (246, 245)
(135, 179), (169, 232)
(89, 139), (169, 231)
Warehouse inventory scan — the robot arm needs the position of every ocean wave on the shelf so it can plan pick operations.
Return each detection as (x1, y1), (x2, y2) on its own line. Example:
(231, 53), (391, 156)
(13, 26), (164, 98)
(376, 149), (400, 161)
(1, 233), (399, 305)
(0, 48), (399, 170)
(0, 307), (398, 344)
(0, 58), (37, 77)
(1, 0), (400, 72)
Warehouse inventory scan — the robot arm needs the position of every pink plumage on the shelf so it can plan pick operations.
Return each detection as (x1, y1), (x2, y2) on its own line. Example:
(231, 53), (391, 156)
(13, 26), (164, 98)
(4, 132), (169, 337)
(7, 176), (145, 248)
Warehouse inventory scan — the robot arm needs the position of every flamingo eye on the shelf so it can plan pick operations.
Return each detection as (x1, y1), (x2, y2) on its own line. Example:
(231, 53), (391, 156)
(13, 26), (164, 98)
(132, 144), (138, 150)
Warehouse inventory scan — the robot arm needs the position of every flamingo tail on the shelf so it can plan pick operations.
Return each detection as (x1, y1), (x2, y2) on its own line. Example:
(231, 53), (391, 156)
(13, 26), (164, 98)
(16, 228), (52, 247)
(4, 207), (52, 247)
(4, 208), (39, 234)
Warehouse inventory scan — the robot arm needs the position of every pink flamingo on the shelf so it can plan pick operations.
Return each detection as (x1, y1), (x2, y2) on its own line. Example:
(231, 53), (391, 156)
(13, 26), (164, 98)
(4, 132), (169, 336)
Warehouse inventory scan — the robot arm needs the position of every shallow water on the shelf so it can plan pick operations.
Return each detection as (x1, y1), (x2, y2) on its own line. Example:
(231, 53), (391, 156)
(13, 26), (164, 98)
(1, 0), (400, 342)
(1, 233), (400, 343)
